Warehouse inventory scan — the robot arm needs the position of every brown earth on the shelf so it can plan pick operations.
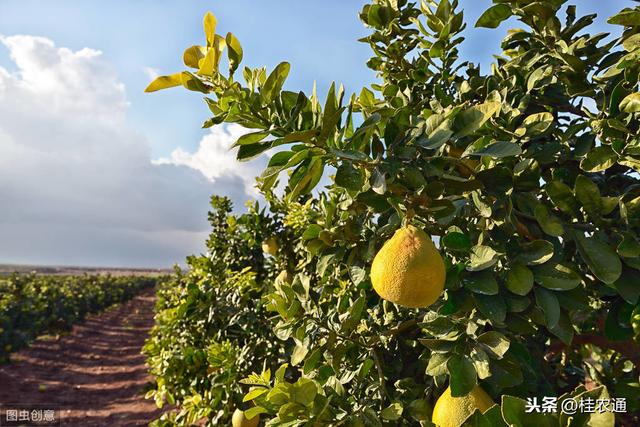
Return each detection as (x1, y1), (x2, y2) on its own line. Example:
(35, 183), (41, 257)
(0, 287), (167, 426)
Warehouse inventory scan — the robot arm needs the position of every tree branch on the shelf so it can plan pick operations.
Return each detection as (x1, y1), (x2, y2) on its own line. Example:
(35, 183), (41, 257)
(371, 348), (390, 405)
(557, 104), (589, 118)
(546, 333), (640, 370)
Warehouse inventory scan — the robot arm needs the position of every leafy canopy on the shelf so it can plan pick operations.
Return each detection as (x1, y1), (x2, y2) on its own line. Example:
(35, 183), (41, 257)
(145, 0), (640, 425)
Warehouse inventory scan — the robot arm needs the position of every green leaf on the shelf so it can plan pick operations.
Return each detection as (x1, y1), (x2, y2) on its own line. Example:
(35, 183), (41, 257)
(623, 33), (640, 51)
(420, 338), (457, 353)
(604, 299), (634, 341)
(485, 357), (523, 389)
(533, 263), (582, 291)
(472, 192), (492, 217)
(535, 287), (560, 328)
(288, 157), (324, 200)
(465, 271), (499, 295)
(476, 167), (513, 195)
(506, 263), (534, 295)
(335, 162), (365, 192)
(302, 224), (322, 241)
(454, 101), (501, 138)
(613, 267), (640, 305)
(261, 62), (291, 103)
(620, 93), (640, 113)
(558, 386), (614, 427)
(367, 4), (393, 28)
(470, 347), (491, 379)
(233, 131), (270, 147)
(243, 387), (268, 402)
(418, 111), (456, 149)
(180, 71), (209, 92)
(468, 405), (507, 427)
(236, 140), (274, 161)
(475, 294), (507, 324)
(429, 39), (446, 59)
(225, 32), (243, 73)
(380, 402), (403, 421)
(244, 406), (268, 420)
(468, 245), (498, 271)
(574, 174), (602, 218)
(477, 331), (510, 359)
(505, 294), (531, 313)
(144, 73), (183, 92)
(517, 240), (554, 266)
(608, 9), (640, 26)
(331, 149), (372, 162)
(534, 205), (564, 236)
(548, 312), (574, 345)
(291, 340), (309, 366)
(292, 378), (318, 406)
(475, 4), (512, 28)
(343, 295), (366, 331)
(471, 141), (522, 158)
(521, 112), (554, 136)
(426, 353), (450, 376)
(545, 181), (578, 214)
(581, 145), (618, 172)
(573, 232), (622, 284)
(618, 234), (640, 258)
(303, 347), (324, 374)
(407, 399), (431, 422)
(442, 232), (472, 251)
(283, 129), (317, 144)
(527, 66), (552, 92)
(501, 395), (558, 427)
(447, 354), (477, 397)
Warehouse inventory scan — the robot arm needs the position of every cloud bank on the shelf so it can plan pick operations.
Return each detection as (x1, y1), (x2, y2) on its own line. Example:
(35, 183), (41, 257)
(0, 35), (263, 267)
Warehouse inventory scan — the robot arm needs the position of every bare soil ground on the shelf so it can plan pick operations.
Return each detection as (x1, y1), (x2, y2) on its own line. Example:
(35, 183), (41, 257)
(0, 287), (166, 426)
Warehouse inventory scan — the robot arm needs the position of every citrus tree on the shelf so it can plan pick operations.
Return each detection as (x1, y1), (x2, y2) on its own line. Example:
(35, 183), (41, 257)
(145, 0), (640, 425)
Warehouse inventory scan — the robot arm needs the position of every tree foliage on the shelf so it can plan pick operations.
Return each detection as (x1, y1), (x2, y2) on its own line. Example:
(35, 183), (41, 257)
(0, 274), (159, 363)
(145, 0), (640, 425)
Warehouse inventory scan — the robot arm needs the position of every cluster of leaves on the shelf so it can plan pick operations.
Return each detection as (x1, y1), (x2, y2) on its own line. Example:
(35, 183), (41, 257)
(146, 0), (640, 425)
(0, 273), (159, 363)
(144, 196), (306, 426)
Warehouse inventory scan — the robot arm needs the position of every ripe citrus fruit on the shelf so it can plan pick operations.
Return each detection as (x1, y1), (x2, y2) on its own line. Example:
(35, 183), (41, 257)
(432, 385), (494, 427)
(261, 237), (279, 256)
(370, 225), (445, 308)
(232, 409), (260, 427)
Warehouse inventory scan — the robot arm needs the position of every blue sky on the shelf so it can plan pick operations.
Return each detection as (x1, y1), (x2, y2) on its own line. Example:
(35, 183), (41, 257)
(1, 0), (628, 159)
(0, 0), (632, 267)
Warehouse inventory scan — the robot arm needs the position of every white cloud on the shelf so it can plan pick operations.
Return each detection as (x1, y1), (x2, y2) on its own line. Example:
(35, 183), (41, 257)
(153, 124), (269, 198)
(0, 35), (257, 267)
(143, 66), (160, 81)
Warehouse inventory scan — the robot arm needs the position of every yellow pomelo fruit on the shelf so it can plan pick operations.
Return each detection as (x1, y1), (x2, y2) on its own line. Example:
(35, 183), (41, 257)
(232, 409), (260, 427)
(370, 225), (445, 308)
(261, 237), (279, 256)
(432, 386), (494, 427)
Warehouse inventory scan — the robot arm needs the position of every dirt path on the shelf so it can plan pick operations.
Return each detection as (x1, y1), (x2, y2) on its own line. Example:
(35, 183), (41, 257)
(0, 287), (166, 426)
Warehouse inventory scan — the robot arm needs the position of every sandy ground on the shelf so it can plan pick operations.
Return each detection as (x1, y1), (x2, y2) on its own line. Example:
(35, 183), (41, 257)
(0, 287), (167, 426)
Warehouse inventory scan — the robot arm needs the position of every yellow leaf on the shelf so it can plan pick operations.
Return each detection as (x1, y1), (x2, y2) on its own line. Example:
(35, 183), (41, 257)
(144, 73), (182, 92)
(197, 35), (226, 76)
(183, 45), (206, 69)
(197, 49), (216, 76)
(203, 12), (217, 47)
